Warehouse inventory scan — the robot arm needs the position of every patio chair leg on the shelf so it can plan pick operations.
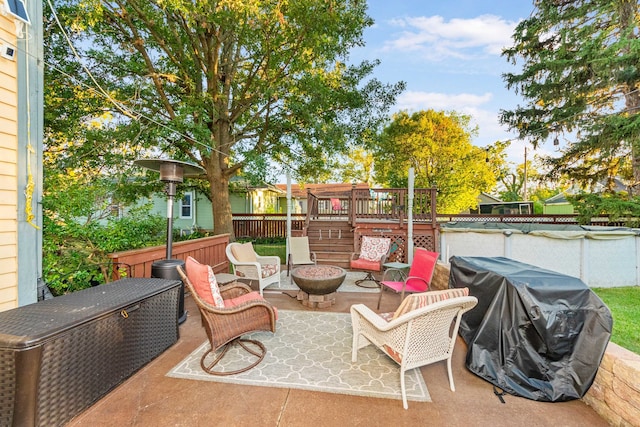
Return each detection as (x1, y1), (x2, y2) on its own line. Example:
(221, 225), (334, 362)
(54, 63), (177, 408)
(200, 338), (266, 376)
(376, 287), (384, 310)
(354, 271), (380, 288)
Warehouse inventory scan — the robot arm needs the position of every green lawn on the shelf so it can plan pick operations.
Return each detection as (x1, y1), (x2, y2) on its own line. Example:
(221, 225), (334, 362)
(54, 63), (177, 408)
(592, 286), (640, 355)
(241, 239), (287, 265)
(250, 239), (639, 354)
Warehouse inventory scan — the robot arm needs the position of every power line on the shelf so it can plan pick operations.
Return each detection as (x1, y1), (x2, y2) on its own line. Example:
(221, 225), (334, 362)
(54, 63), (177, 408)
(43, 0), (226, 157)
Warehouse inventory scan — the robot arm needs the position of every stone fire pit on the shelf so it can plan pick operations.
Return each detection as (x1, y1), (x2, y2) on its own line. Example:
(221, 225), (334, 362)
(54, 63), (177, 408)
(291, 265), (346, 295)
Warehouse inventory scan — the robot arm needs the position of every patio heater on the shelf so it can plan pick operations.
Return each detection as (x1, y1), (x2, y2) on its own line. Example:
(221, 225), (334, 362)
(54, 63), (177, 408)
(134, 158), (204, 324)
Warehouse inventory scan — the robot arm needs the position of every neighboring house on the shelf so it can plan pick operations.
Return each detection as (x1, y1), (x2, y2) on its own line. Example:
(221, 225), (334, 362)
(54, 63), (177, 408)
(229, 178), (285, 215)
(466, 192), (534, 215)
(145, 177), (286, 233)
(0, 0), (43, 310)
(466, 193), (535, 215)
(466, 192), (503, 214)
(543, 192), (574, 214)
(543, 179), (628, 215)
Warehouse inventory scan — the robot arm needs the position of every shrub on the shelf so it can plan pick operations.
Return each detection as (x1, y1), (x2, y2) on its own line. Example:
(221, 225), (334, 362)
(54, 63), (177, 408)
(43, 206), (166, 295)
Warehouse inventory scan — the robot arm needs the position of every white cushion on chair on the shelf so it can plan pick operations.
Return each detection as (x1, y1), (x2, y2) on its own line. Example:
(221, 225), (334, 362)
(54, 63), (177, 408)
(231, 242), (257, 262)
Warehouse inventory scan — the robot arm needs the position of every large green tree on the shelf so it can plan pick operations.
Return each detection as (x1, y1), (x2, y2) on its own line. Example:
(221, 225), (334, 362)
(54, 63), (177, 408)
(49, 0), (403, 238)
(372, 110), (497, 213)
(501, 0), (640, 193)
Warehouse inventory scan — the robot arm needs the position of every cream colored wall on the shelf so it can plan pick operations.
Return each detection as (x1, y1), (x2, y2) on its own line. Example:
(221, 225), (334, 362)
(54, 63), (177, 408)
(0, 17), (18, 310)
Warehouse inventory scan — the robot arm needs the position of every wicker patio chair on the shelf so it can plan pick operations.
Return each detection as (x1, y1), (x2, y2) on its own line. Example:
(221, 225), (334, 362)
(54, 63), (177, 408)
(226, 242), (281, 295)
(178, 259), (277, 376)
(351, 291), (477, 409)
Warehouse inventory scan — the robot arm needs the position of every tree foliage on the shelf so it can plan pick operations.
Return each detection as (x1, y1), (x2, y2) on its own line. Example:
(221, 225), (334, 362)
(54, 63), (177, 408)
(568, 192), (640, 227)
(48, 0), (403, 238)
(43, 198), (167, 295)
(372, 110), (497, 213)
(501, 0), (640, 193)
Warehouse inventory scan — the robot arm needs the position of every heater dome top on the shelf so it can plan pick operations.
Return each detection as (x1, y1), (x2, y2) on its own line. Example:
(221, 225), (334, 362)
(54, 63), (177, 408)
(134, 158), (204, 182)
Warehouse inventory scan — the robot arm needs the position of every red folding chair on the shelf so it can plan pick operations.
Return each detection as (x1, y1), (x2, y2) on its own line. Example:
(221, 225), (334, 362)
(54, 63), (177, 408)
(377, 248), (439, 309)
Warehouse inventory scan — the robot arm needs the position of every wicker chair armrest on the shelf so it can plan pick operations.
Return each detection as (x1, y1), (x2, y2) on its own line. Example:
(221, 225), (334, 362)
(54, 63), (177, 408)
(199, 303), (277, 349)
(219, 282), (253, 299)
(205, 297), (274, 315)
(231, 260), (262, 269)
(233, 263), (261, 279)
(390, 296), (479, 325)
(256, 254), (281, 265)
(350, 252), (360, 261)
(353, 298), (477, 333)
(351, 304), (392, 330)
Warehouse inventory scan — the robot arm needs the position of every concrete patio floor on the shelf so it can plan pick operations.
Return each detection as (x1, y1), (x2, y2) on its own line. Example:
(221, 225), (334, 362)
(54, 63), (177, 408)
(66, 286), (608, 427)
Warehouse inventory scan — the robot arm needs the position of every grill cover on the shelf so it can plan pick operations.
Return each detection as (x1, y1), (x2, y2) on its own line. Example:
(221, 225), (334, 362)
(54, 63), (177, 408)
(449, 256), (612, 402)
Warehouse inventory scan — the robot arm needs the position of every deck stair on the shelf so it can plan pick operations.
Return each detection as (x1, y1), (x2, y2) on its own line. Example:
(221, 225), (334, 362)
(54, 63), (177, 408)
(305, 220), (354, 269)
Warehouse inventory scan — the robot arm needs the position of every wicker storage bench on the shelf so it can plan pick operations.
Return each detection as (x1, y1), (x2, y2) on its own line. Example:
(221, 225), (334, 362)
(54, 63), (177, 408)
(0, 278), (181, 427)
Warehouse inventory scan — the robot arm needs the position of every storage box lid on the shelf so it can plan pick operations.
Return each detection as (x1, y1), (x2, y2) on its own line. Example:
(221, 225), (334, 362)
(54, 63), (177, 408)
(0, 278), (180, 349)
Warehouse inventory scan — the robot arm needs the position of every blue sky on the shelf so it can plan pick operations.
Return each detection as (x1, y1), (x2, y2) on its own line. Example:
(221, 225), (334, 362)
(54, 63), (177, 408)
(351, 1), (540, 165)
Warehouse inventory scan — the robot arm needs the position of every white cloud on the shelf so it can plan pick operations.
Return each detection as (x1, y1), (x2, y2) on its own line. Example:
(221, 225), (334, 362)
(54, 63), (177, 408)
(397, 90), (493, 111)
(384, 14), (519, 59)
(395, 90), (521, 148)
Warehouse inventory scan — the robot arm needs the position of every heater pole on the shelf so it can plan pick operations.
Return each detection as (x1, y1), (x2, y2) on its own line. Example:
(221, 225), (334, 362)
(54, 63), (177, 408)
(165, 182), (177, 259)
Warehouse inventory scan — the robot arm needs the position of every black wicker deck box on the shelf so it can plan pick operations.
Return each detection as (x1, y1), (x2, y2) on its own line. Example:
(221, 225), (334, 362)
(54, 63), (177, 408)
(0, 278), (181, 427)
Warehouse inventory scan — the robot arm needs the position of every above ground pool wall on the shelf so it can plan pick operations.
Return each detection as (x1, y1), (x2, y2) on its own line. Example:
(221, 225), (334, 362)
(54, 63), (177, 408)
(440, 224), (639, 288)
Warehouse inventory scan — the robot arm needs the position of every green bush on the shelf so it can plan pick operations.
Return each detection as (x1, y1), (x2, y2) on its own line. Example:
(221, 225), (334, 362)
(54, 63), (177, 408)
(43, 206), (166, 295)
(568, 192), (640, 227)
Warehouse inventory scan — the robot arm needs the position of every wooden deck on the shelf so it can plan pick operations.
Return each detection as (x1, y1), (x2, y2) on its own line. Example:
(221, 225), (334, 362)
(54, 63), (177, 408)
(301, 187), (440, 267)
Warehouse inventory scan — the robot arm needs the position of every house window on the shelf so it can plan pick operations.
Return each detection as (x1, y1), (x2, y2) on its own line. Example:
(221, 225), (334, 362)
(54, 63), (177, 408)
(180, 192), (193, 219)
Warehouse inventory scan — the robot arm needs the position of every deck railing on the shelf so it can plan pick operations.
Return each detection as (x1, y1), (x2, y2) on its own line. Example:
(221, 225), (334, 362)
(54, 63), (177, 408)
(232, 212), (624, 240)
(233, 214), (306, 239)
(305, 187), (439, 229)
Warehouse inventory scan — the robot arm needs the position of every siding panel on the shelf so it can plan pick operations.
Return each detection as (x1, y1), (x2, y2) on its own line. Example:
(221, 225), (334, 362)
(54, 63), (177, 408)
(0, 15), (18, 309)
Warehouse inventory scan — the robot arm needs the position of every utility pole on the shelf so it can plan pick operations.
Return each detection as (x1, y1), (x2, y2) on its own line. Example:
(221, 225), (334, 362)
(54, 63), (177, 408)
(523, 146), (528, 201)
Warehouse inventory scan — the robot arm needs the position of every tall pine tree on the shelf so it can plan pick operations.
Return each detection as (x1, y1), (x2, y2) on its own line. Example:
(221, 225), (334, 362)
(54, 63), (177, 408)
(501, 0), (640, 194)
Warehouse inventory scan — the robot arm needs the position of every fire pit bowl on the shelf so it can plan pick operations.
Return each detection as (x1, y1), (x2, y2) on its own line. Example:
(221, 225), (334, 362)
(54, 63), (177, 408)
(291, 265), (346, 295)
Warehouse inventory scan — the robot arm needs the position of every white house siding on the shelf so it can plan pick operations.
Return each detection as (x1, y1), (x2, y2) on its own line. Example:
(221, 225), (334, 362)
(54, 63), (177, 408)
(0, 15), (18, 310)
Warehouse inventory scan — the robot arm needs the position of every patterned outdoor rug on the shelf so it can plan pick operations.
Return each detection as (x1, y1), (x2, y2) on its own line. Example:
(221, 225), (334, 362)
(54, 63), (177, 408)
(268, 270), (381, 293)
(167, 310), (431, 403)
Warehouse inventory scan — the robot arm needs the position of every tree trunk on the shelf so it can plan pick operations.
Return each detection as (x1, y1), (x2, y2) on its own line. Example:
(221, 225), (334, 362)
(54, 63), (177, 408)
(208, 169), (234, 241)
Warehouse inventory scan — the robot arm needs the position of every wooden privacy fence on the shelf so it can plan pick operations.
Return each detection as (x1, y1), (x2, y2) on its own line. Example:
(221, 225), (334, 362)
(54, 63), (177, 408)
(108, 234), (230, 280)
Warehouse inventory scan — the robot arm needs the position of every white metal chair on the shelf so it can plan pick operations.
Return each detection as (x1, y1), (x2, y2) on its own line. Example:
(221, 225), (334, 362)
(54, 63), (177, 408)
(287, 236), (317, 278)
(351, 292), (478, 409)
(225, 242), (281, 295)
